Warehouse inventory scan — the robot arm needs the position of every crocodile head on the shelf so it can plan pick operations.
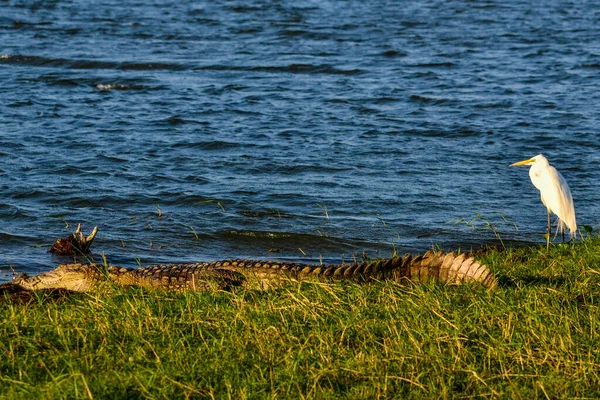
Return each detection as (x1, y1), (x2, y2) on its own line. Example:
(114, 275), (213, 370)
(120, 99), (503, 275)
(13, 264), (104, 292)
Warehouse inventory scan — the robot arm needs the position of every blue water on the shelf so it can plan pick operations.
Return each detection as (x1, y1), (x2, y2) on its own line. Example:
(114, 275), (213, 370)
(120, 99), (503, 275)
(1, 0), (599, 281)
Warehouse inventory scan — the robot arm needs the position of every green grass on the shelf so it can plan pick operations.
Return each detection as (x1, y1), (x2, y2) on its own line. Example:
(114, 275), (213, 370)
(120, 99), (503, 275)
(2, 238), (600, 399)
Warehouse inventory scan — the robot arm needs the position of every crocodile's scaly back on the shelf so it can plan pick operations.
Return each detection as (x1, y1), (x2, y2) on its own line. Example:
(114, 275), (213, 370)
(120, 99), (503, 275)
(12, 250), (497, 292)
(108, 264), (246, 291)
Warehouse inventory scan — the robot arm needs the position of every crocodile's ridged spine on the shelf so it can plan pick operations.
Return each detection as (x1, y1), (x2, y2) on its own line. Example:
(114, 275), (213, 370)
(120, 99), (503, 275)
(14, 251), (497, 292)
(109, 250), (497, 290)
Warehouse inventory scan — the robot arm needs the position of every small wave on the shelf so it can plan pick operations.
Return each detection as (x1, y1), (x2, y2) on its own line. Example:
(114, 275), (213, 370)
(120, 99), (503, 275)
(278, 30), (334, 41)
(1, 55), (361, 76)
(238, 208), (293, 220)
(270, 63), (361, 75)
(228, 5), (264, 12)
(403, 128), (483, 138)
(513, 121), (530, 127)
(182, 175), (210, 184)
(203, 84), (249, 95)
(36, 75), (80, 87)
(0, 231), (38, 244)
(55, 165), (87, 174)
(0, 54), (118, 69)
(257, 163), (354, 175)
(119, 62), (189, 71)
(325, 98), (350, 104)
(96, 153), (129, 163)
(12, 190), (49, 200)
(194, 63), (362, 76)
(380, 50), (408, 58)
(409, 94), (451, 104)
(171, 141), (242, 150)
(165, 116), (186, 125)
(30, 73), (161, 91)
(227, 230), (293, 239)
(282, 29), (308, 37)
(10, 20), (52, 29)
(0, 54), (188, 72)
(474, 101), (513, 109)
(373, 97), (401, 104)
(408, 62), (455, 68)
(231, 27), (264, 35)
(0, 205), (38, 221)
(8, 100), (34, 107)
(60, 195), (131, 208)
(96, 83), (134, 91)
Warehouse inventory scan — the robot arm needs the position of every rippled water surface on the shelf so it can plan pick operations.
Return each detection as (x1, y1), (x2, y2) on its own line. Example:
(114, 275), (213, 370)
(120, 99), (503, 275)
(1, 0), (599, 280)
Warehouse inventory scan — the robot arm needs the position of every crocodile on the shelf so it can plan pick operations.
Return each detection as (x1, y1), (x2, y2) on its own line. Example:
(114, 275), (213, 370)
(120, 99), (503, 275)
(9, 250), (497, 293)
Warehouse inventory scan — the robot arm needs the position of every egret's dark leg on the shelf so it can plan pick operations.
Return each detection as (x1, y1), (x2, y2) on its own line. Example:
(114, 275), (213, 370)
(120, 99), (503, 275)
(547, 210), (551, 252)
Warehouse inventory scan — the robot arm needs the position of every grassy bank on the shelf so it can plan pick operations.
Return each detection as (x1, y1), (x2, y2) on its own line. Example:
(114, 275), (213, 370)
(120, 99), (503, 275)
(2, 238), (600, 399)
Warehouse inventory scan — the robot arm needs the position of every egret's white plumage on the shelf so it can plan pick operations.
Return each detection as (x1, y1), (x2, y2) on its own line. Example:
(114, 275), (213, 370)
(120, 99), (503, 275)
(510, 154), (577, 249)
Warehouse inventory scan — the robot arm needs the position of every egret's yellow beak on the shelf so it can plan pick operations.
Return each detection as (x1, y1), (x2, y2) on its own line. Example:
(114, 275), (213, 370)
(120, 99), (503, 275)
(510, 158), (535, 167)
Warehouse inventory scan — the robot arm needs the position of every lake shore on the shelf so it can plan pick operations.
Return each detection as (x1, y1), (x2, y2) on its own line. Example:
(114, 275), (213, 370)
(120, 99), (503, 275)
(2, 238), (599, 398)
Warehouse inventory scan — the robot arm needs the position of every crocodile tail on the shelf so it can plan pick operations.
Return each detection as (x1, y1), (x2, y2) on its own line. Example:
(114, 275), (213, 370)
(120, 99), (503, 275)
(405, 250), (497, 288)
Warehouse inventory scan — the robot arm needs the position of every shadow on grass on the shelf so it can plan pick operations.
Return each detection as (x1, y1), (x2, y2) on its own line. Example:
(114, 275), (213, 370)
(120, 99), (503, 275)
(496, 275), (568, 288)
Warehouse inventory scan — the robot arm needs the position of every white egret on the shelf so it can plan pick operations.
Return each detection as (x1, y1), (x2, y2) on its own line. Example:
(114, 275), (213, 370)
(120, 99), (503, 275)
(510, 154), (577, 250)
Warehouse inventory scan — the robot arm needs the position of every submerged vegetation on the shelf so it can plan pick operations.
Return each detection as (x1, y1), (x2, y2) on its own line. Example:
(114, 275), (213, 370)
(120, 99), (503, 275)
(1, 238), (600, 399)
